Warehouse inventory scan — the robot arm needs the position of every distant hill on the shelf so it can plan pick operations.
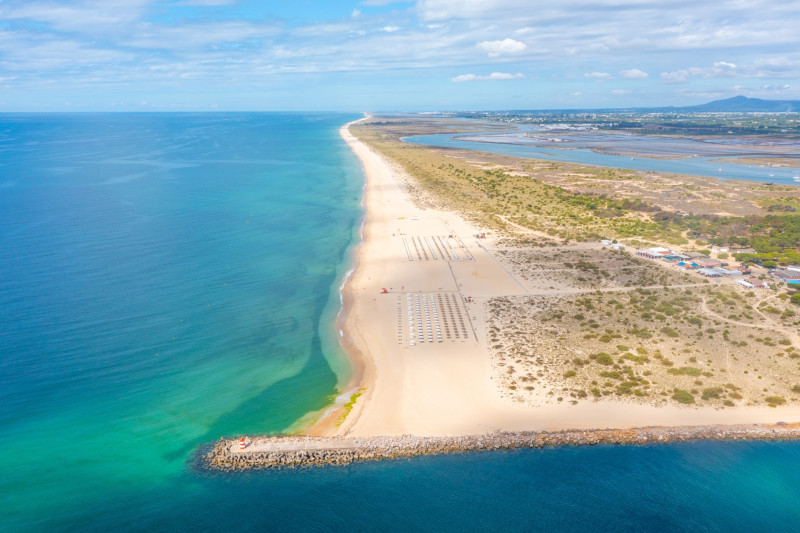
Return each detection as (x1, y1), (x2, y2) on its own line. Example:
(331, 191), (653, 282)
(450, 96), (800, 117)
(675, 96), (800, 112)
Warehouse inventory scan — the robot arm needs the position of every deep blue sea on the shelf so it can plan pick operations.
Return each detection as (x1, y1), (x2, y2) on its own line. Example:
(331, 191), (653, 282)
(2, 113), (800, 532)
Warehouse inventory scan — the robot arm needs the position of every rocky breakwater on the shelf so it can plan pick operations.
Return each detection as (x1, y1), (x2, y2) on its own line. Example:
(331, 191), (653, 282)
(198, 423), (800, 472)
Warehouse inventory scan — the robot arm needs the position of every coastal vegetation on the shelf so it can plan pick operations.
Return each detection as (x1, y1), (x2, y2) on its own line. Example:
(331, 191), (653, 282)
(338, 390), (364, 426)
(488, 285), (800, 408)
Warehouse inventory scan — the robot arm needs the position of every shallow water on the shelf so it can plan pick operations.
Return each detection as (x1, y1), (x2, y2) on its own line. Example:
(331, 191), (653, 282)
(0, 113), (362, 530)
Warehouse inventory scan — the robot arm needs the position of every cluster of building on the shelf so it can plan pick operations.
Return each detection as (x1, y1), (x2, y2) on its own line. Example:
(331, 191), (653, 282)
(771, 267), (800, 285)
(634, 246), (769, 288)
(602, 241), (800, 291)
(736, 278), (770, 289)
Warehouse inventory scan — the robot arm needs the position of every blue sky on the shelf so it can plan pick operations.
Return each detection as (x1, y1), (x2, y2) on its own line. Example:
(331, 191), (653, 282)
(1, 0), (799, 111)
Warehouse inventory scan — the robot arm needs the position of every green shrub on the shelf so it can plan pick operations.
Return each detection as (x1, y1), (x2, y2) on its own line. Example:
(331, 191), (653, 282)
(661, 326), (679, 338)
(564, 370), (577, 378)
(620, 352), (648, 364)
(593, 352), (614, 365)
(765, 396), (786, 406)
(667, 366), (702, 377)
(701, 387), (723, 400)
(672, 389), (695, 404)
(628, 327), (652, 339)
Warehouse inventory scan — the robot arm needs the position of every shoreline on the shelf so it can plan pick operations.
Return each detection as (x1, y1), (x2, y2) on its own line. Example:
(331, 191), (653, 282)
(295, 116), (800, 442)
(303, 118), (373, 436)
(200, 422), (800, 471)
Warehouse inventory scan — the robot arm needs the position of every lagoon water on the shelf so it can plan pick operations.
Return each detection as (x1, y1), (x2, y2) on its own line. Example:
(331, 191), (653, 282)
(2, 113), (800, 532)
(407, 131), (800, 186)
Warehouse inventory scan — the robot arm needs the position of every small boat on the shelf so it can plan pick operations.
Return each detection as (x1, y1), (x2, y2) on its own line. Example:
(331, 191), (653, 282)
(794, 176), (800, 182)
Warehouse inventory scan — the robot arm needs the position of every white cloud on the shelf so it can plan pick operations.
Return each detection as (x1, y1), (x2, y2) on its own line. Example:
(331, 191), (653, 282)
(417, 0), (500, 22)
(0, 1), (150, 35)
(761, 84), (792, 92)
(2, 0), (800, 108)
(611, 89), (630, 95)
(122, 21), (272, 50)
(452, 72), (525, 82)
(620, 68), (648, 79)
(660, 70), (690, 83)
(658, 58), (796, 84)
(476, 38), (526, 57)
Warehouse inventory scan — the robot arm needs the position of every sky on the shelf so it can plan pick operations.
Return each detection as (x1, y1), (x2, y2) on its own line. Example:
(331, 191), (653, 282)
(1, 0), (799, 111)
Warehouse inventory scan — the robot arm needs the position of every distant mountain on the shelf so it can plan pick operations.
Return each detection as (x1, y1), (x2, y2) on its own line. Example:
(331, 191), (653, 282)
(450, 96), (800, 116)
(679, 96), (800, 112)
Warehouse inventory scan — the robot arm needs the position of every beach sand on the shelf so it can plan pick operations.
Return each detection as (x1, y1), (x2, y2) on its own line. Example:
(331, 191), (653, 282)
(328, 120), (800, 438)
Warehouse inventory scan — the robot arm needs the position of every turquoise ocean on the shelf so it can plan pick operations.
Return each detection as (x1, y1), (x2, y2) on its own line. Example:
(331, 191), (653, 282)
(2, 113), (800, 532)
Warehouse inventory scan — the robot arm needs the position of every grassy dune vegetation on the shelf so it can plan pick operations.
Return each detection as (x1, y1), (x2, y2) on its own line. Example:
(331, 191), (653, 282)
(488, 287), (800, 408)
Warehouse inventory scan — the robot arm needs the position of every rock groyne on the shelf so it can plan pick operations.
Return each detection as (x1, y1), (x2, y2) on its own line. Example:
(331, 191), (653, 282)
(198, 423), (800, 472)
